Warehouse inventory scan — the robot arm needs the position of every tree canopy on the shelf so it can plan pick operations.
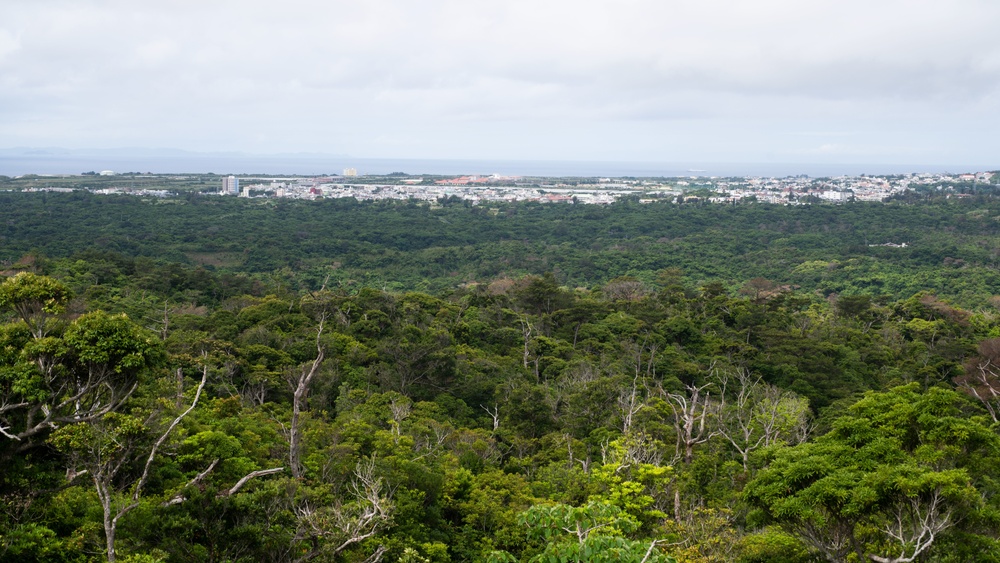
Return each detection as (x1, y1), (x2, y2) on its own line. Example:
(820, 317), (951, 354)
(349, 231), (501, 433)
(2, 195), (1000, 561)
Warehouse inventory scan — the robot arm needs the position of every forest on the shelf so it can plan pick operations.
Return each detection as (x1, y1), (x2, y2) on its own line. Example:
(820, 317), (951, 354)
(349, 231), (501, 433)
(3, 192), (1000, 562)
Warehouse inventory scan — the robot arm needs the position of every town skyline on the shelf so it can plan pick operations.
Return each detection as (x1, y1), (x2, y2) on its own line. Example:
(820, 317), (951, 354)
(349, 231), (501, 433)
(15, 164), (996, 207)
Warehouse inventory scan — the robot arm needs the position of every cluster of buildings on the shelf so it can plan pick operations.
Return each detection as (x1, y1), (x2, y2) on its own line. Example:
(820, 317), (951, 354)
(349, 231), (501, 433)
(24, 186), (173, 197)
(21, 170), (997, 205)
(241, 178), (627, 204)
(680, 171), (995, 204)
(225, 171), (994, 205)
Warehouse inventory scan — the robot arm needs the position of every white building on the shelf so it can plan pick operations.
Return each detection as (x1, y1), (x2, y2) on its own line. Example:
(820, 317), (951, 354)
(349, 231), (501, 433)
(222, 175), (239, 195)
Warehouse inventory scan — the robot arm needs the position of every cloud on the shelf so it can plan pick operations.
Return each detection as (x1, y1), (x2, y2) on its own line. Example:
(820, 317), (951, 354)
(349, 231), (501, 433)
(0, 0), (998, 163)
(0, 28), (19, 61)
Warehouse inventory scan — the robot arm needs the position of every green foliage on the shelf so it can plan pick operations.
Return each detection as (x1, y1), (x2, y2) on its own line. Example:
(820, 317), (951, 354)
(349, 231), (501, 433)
(589, 438), (672, 527)
(4, 195), (1000, 560)
(744, 384), (1000, 562)
(1, 523), (86, 563)
(49, 412), (146, 456)
(738, 527), (817, 563)
(488, 501), (676, 563)
(63, 311), (163, 376)
(6, 193), (1000, 307)
(0, 272), (71, 337)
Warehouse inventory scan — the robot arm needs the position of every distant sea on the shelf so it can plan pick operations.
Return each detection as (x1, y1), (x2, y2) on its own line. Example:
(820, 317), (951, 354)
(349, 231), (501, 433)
(0, 151), (994, 178)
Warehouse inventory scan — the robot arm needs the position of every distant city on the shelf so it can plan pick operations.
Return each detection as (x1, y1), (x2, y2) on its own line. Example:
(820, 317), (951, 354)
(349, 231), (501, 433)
(16, 168), (998, 205)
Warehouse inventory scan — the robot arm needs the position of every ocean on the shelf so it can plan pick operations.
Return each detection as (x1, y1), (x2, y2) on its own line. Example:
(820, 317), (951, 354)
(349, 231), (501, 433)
(0, 153), (992, 179)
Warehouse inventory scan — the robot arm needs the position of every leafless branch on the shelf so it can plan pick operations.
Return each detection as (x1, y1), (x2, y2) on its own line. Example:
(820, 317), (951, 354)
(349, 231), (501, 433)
(290, 314), (326, 479)
(481, 403), (500, 431)
(662, 376), (719, 465)
(162, 458), (220, 506)
(716, 368), (810, 469)
(292, 458), (393, 562)
(134, 365), (209, 504)
(868, 491), (952, 563)
(221, 467), (286, 497)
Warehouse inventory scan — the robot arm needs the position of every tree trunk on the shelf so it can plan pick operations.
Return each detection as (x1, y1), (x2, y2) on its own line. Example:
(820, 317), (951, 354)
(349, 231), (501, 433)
(96, 477), (117, 562)
(290, 318), (325, 479)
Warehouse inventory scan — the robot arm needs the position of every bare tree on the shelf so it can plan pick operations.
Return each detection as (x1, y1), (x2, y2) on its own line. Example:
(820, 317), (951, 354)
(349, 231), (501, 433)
(600, 433), (665, 471)
(617, 376), (646, 435)
(739, 277), (779, 304)
(388, 395), (412, 444)
(662, 381), (718, 465)
(162, 465), (285, 507)
(519, 315), (537, 377)
(716, 369), (810, 469)
(293, 458), (394, 562)
(869, 491), (953, 563)
(481, 403), (500, 432)
(371, 327), (453, 394)
(660, 379), (719, 523)
(51, 366), (209, 562)
(613, 335), (660, 436)
(791, 488), (956, 563)
(956, 338), (1000, 422)
(602, 277), (648, 303)
(789, 511), (863, 563)
(289, 314), (326, 479)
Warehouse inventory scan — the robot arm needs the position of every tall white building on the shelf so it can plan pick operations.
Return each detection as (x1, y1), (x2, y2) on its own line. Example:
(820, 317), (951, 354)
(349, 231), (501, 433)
(222, 175), (239, 195)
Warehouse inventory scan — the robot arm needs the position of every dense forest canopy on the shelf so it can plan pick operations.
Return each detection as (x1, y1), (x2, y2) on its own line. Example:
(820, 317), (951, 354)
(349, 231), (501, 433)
(2, 193), (1000, 561)
(3, 192), (1000, 306)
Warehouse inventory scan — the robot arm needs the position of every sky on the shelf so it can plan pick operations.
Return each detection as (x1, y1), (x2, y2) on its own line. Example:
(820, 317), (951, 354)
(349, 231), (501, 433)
(2, 0), (999, 167)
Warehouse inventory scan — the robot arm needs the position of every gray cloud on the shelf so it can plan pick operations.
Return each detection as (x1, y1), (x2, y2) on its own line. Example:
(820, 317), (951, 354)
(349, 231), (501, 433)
(1, 0), (998, 164)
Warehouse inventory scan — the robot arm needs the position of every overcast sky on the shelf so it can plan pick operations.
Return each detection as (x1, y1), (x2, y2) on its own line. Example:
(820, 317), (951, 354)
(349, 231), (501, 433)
(2, 0), (999, 166)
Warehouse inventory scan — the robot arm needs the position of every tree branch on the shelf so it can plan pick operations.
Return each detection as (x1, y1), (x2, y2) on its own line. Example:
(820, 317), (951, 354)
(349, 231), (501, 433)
(221, 467), (285, 497)
(133, 365), (209, 505)
(162, 458), (220, 506)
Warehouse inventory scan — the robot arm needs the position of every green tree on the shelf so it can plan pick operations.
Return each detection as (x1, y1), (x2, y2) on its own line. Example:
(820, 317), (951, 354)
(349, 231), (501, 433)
(744, 384), (1000, 563)
(50, 366), (208, 562)
(1, 310), (163, 443)
(0, 272), (71, 338)
(487, 501), (676, 563)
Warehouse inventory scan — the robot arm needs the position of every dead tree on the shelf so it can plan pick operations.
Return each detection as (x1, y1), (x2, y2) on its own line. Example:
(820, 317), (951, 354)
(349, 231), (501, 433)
(388, 395), (412, 444)
(519, 316), (532, 369)
(162, 465), (285, 507)
(293, 458), (394, 562)
(956, 338), (1000, 422)
(716, 369), (810, 469)
(290, 314), (326, 479)
(660, 379), (719, 523)
(868, 491), (953, 563)
(481, 403), (500, 432)
(663, 382), (718, 465)
(53, 366), (209, 562)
